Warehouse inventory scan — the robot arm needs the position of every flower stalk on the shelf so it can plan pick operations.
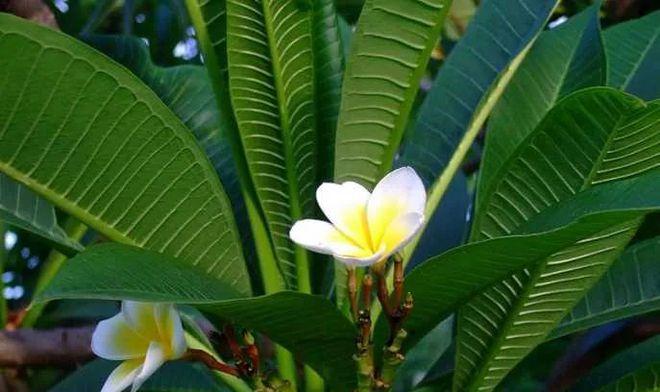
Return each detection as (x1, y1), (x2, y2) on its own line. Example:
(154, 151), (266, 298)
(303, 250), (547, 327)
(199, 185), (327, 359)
(288, 167), (426, 390)
(355, 274), (375, 391)
(352, 255), (415, 391)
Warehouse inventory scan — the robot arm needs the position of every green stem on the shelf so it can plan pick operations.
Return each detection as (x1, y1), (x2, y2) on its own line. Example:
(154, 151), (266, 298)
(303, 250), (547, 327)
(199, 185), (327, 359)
(275, 347), (298, 391)
(380, 329), (408, 388)
(356, 345), (374, 392)
(22, 218), (87, 327)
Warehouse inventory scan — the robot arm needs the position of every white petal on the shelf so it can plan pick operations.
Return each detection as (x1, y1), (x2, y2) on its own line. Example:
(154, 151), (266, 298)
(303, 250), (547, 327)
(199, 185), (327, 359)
(316, 182), (372, 249)
(367, 167), (426, 247)
(92, 314), (150, 360)
(335, 248), (385, 267)
(154, 304), (187, 359)
(290, 219), (375, 260)
(101, 359), (142, 392)
(122, 301), (160, 341)
(379, 212), (425, 259)
(131, 342), (166, 392)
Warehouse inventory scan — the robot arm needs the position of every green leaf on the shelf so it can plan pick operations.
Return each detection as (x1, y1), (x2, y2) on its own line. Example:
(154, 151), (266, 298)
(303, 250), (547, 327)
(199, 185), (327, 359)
(550, 236), (660, 339)
(333, 0), (452, 187)
(84, 34), (259, 288)
(414, 373), (453, 392)
(0, 173), (82, 255)
(605, 10), (660, 100)
(179, 1), (245, 196)
(479, 4), (605, 208)
(50, 359), (227, 392)
(38, 244), (242, 302)
(84, 35), (243, 225)
(310, 0), (346, 298)
(597, 363), (660, 392)
(573, 334), (660, 392)
(0, 14), (249, 295)
(226, 0), (319, 289)
(397, 0), (559, 261)
(455, 88), (660, 391)
(398, 0), (559, 185)
(374, 170), (660, 358)
(184, 0), (286, 296)
(393, 316), (454, 391)
(312, 0), (345, 181)
(38, 243), (357, 391)
(473, 88), (659, 239)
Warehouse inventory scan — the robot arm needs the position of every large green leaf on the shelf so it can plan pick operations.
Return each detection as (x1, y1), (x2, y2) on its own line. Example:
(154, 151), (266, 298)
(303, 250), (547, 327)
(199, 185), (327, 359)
(472, 88), (659, 239)
(226, 0), (319, 289)
(38, 244), (242, 302)
(333, 0), (452, 186)
(550, 236), (660, 339)
(397, 0), (558, 263)
(479, 4), (605, 207)
(0, 14), (249, 295)
(573, 335), (660, 392)
(184, 0), (286, 296)
(85, 35), (243, 220)
(455, 88), (660, 391)
(0, 173), (82, 255)
(84, 34), (259, 288)
(50, 359), (227, 392)
(398, 0), (559, 185)
(312, 0), (344, 181)
(38, 243), (357, 391)
(373, 170), (660, 356)
(181, 0), (243, 187)
(605, 10), (660, 100)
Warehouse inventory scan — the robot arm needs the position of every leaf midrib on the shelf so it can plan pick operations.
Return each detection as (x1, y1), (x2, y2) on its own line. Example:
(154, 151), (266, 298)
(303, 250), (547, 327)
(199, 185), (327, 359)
(460, 219), (639, 392)
(579, 100), (645, 189)
(0, 162), (138, 247)
(471, 88), (638, 239)
(619, 25), (659, 89)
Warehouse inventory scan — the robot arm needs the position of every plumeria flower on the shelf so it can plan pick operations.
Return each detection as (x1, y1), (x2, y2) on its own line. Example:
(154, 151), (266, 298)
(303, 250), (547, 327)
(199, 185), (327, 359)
(290, 167), (426, 267)
(92, 301), (187, 392)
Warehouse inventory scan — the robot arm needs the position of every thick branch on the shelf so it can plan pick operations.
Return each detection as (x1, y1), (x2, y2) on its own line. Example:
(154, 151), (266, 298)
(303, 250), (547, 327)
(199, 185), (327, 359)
(0, 326), (93, 367)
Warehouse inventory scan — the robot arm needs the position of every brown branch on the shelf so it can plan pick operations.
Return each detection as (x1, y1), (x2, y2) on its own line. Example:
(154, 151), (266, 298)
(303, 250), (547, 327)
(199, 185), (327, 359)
(183, 349), (241, 377)
(361, 274), (373, 311)
(223, 324), (245, 363)
(0, 326), (94, 367)
(372, 267), (392, 316)
(392, 254), (404, 311)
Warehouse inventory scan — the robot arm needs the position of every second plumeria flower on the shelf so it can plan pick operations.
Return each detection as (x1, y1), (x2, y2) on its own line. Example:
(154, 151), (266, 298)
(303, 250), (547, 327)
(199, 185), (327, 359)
(290, 167), (426, 266)
(91, 301), (187, 392)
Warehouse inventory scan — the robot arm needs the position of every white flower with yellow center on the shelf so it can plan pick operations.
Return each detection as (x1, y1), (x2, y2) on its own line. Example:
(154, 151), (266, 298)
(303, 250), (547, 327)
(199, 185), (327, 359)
(290, 167), (426, 266)
(92, 301), (187, 392)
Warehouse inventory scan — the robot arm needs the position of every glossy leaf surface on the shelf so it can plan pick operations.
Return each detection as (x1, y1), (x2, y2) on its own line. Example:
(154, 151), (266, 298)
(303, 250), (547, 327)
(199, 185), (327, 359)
(0, 14), (249, 295)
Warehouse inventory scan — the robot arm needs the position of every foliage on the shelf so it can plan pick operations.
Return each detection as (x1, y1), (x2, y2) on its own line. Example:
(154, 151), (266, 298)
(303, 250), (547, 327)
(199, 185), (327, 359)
(0, 0), (659, 391)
